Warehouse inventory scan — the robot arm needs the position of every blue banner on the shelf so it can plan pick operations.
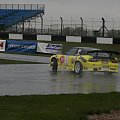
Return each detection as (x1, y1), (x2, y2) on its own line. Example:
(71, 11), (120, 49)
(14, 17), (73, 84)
(6, 40), (37, 53)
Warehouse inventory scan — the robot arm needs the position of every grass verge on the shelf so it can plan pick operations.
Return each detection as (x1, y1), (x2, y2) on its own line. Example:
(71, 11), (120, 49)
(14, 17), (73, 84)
(0, 92), (120, 120)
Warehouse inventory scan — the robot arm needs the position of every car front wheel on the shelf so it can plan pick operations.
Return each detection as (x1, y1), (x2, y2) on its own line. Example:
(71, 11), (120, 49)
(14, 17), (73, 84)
(74, 61), (82, 74)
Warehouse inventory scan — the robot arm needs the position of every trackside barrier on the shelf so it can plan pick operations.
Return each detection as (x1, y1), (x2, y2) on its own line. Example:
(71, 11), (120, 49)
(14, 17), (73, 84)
(9, 34), (23, 40)
(81, 37), (96, 43)
(1, 33), (120, 44)
(0, 33), (9, 39)
(66, 36), (81, 42)
(23, 34), (37, 40)
(6, 40), (37, 54)
(97, 37), (113, 44)
(51, 35), (66, 42)
(1, 39), (62, 54)
(113, 38), (120, 44)
(0, 40), (6, 51)
(37, 42), (62, 54)
(37, 35), (51, 41)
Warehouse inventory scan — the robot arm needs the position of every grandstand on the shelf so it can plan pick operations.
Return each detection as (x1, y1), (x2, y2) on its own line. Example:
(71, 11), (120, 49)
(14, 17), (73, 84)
(0, 4), (45, 33)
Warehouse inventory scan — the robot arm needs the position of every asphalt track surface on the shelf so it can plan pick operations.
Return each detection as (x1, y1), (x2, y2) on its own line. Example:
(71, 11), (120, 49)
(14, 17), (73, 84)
(0, 53), (49, 63)
(0, 53), (120, 96)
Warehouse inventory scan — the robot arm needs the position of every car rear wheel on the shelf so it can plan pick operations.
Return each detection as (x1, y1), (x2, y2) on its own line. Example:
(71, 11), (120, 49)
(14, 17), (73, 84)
(52, 58), (58, 72)
(74, 61), (82, 74)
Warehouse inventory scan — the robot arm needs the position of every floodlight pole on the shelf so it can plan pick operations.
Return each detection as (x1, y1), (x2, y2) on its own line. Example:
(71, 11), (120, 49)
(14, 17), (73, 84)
(40, 15), (43, 34)
(111, 18), (114, 37)
(102, 17), (105, 37)
(80, 17), (83, 36)
(22, 16), (25, 33)
(60, 17), (63, 35)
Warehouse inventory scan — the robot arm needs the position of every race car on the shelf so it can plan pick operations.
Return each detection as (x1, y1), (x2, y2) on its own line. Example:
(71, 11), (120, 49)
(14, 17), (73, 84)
(49, 47), (119, 74)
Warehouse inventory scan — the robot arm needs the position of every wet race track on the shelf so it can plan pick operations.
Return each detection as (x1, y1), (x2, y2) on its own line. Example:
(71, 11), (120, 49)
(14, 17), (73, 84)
(0, 64), (120, 96)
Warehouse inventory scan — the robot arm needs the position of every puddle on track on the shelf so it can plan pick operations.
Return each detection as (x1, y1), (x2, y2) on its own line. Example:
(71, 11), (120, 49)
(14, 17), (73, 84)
(0, 64), (120, 95)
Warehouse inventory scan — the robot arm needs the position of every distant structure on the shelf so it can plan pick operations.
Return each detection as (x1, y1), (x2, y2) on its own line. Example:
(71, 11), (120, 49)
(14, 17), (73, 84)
(0, 4), (45, 33)
(0, 4), (119, 38)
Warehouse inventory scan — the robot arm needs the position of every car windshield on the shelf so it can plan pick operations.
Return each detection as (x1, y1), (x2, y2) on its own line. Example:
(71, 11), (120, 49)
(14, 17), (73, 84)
(66, 48), (78, 55)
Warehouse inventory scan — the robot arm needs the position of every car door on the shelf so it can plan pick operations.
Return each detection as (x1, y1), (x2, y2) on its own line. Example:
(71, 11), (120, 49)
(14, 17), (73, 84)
(58, 55), (70, 70)
(63, 48), (79, 68)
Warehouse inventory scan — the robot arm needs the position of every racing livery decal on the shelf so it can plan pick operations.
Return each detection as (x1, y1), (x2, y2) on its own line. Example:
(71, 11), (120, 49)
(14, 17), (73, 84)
(60, 56), (64, 64)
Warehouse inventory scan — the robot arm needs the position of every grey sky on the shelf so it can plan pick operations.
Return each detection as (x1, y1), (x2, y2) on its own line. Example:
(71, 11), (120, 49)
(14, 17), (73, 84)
(0, 0), (120, 20)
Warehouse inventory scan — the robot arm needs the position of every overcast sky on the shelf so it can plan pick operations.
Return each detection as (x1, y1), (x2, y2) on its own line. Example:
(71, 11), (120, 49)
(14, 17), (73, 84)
(0, 0), (120, 20)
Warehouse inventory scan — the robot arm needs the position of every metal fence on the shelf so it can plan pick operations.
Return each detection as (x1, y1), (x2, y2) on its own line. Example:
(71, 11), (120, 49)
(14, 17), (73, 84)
(2, 18), (120, 37)
(42, 18), (120, 37)
(0, 4), (120, 37)
(2, 17), (120, 37)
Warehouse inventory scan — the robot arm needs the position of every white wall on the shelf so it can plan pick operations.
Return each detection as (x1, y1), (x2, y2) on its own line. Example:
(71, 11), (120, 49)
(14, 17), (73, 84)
(66, 36), (81, 42)
(37, 35), (51, 41)
(97, 37), (113, 44)
(9, 34), (23, 40)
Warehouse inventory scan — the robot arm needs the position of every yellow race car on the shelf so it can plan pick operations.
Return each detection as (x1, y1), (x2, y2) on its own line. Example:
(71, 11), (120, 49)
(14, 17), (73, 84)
(49, 47), (119, 74)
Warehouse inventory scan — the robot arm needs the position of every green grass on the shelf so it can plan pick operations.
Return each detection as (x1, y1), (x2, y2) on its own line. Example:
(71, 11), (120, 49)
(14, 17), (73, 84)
(0, 59), (43, 64)
(0, 92), (120, 120)
(53, 42), (120, 53)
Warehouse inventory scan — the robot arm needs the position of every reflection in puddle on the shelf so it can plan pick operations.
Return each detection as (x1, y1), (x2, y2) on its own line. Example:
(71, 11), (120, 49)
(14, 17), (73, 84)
(49, 70), (119, 94)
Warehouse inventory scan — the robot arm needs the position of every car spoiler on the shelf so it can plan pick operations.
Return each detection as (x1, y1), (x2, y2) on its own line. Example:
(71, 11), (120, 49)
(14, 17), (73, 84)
(87, 50), (120, 55)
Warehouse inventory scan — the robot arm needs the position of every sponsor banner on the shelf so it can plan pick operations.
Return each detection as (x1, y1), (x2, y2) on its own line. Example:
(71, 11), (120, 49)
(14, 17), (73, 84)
(9, 34), (23, 40)
(37, 35), (51, 41)
(97, 37), (113, 44)
(66, 36), (81, 42)
(37, 42), (62, 54)
(0, 40), (6, 51)
(6, 40), (37, 53)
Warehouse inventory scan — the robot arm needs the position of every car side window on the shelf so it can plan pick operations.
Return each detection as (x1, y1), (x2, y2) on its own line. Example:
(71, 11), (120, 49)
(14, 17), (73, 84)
(80, 49), (87, 55)
(88, 52), (97, 57)
(75, 49), (88, 55)
(75, 49), (82, 55)
(97, 52), (109, 58)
